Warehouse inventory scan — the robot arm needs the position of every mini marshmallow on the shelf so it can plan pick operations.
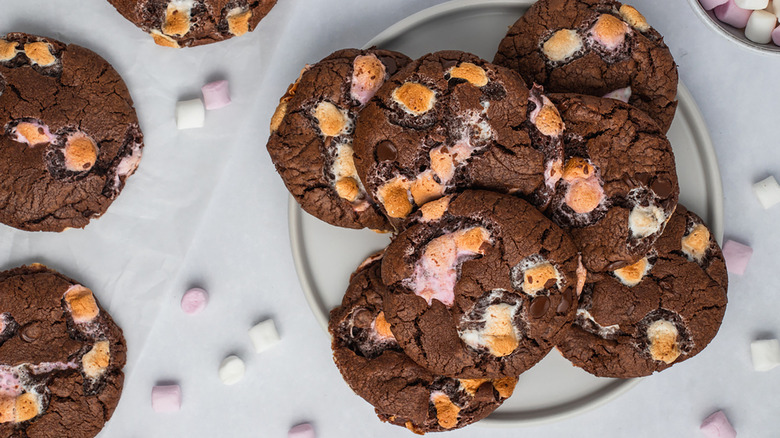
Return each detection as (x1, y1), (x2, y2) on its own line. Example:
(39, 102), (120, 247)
(288, 423), (315, 438)
(735, 0), (768, 9)
(181, 288), (209, 315)
(700, 0), (729, 10)
(715, 0), (753, 27)
(752, 176), (780, 209)
(700, 411), (737, 438)
(151, 385), (181, 413)
(176, 98), (205, 130)
(722, 240), (753, 275)
(218, 355), (245, 385)
(745, 10), (778, 43)
(750, 339), (780, 371)
(773, 23), (780, 44)
(201, 80), (231, 110)
(249, 319), (280, 353)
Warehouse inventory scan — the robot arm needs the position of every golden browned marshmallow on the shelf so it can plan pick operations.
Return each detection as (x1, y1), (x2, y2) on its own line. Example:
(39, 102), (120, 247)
(429, 147), (455, 182)
(270, 99), (290, 132)
(377, 178), (412, 219)
(64, 285), (100, 323)
(455, 227), (490, 254)
(82, 340), (110, 379)
(373, 312), (394, 339)
(681, 224), (710, 262)
(410, 172), (444, 206)
(458, 379), (487, 396)
(15, 123), (51, 146)
(448, 63), (488, 87)
(64, 135), (98, 172)
(0, 397), (13, 423)
(613, 257), (649, 287)
(420, 196), (450, 222)
(314, 101), (348, 137)
(392, 83), (436, 115)
(162, 3), (191, 36)
(352, 55), (386, 94)
(566, 180), (603, 214)
(0, 40), (18, 61)
(24, 42), (55, 66)
(522, 262), (559, 295)
(432, 393), (460, 429)
(542, 29), (582, 62)
(535, 104), (564, 137)
(151, 31), (180, 48)
(562, 157), (594, 182)
(484, 304), (519, 357)
(335, 177), (360, 202)
(14, 393), (39, 423)
(227, 8), (252, 36)
(647, 320), (681, 364)
(592, 14), (629, 47)
(619, 5), (650, 32)
(492, 377), (518, 399)
(405, 421), (425, 435)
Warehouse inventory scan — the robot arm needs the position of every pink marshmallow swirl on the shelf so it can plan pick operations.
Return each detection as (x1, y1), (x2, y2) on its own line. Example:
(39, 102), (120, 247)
(0, 366), (22, 397)
(411, 228), (490, 307)
(350, 54), (387, 106)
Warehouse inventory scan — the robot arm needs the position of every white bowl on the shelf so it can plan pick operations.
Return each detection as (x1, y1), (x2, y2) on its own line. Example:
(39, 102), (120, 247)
(687, 0), (780, 54)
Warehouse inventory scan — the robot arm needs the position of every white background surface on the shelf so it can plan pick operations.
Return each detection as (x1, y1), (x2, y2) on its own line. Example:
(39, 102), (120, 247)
(1, 0), (779, 437)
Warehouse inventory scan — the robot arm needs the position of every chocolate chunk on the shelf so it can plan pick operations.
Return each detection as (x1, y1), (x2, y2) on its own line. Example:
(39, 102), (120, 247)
(375, 140), (397, 161)
(20, 322), (42, 343)
(652, 178), (673, 198)
(557, 289), (573, 314)
(530, 296), (551, 318)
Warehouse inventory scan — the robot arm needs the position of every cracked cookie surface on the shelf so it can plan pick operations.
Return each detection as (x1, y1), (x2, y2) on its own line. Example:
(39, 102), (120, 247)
(0, 33), (143, 232)
(107, 0), (277, 48)
(0, 264), (126, 438)
(380, 190), (583, 379)
(494, 0), (678, 133)
(329, 255), (516, 433)
(556, 204), (727, 378)
(267, 48), (411, 231)
(546, 93), (678, 273)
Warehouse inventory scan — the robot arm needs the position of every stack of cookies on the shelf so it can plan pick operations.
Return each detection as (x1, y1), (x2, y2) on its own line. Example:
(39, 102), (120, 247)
(266, 0), (728, 433)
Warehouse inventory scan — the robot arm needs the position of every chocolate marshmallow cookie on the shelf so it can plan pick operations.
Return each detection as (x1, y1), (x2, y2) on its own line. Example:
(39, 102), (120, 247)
(494, 0), (678, 132)
(545, 93), (678, 273)
(0, 264), (126, 438)
(557, 205), (727, 378)
(381, 191), (584, 379)
(107, 0), (277, 48)
(330, 255), (516, 433)
(267, 49), (411, 230)
(353, 51), (566, 227)
(0, 33), (143, 232)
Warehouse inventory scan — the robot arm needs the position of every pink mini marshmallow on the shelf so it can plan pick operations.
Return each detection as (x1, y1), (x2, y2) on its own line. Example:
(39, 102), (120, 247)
(288, 423), (315, 438)
(201, 80), (231, 110)
(715, 0), (753, 28)
(151, 385), (181, 413)
(722, 240), (753, 275)
(700, 0), (729, 10)
(700, 411), (737, 438)
(181, 288), (209, 314)
(773, 24), (780, 44)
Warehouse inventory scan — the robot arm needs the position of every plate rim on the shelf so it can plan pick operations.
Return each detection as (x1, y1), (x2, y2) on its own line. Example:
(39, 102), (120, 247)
(288, 0), (723, 428)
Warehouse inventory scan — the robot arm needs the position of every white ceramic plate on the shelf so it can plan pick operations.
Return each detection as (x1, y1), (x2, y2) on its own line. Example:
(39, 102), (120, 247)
(289, 0), (724, 427)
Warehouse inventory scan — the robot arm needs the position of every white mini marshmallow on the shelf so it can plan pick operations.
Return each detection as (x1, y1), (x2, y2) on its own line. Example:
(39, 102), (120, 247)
(753, 175), (780, 209)
(751, 339), (780, 371)
(735, 0), (769, 9)
(176, 98), (205, 130)
(249, 319), (280, 353)
(218, 355), (245, 385)
(745, 10), (778, 43)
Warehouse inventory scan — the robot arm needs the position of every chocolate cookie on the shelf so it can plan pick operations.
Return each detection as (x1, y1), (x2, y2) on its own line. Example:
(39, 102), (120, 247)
(353, 51), (567, 227)
(556, 205), (727, 378)
(267, 49), (411, 230)
(494, 0), (678, 132)
(545, 93), (678, 273)
(381, 190), (584, 378)
(106, 0), (277, 48)
(0, 264), (126, 437)
(0, 33), (143, 232)
(330, 254), (516, 433)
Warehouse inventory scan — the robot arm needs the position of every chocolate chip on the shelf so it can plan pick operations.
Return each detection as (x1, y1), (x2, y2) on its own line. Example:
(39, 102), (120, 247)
(352, 308), (373, 328)
(441, 59), (458, 69)
(379, 56), (397, 75)
(651, 178), (673, 198)
(544, 278), (557, 289)
(529, 296), (550, 318)
(20, 322), (41, 343)
(605, 260), (629, 271)
(375, 140), (397, 161)
(557, 290), (573, 314)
